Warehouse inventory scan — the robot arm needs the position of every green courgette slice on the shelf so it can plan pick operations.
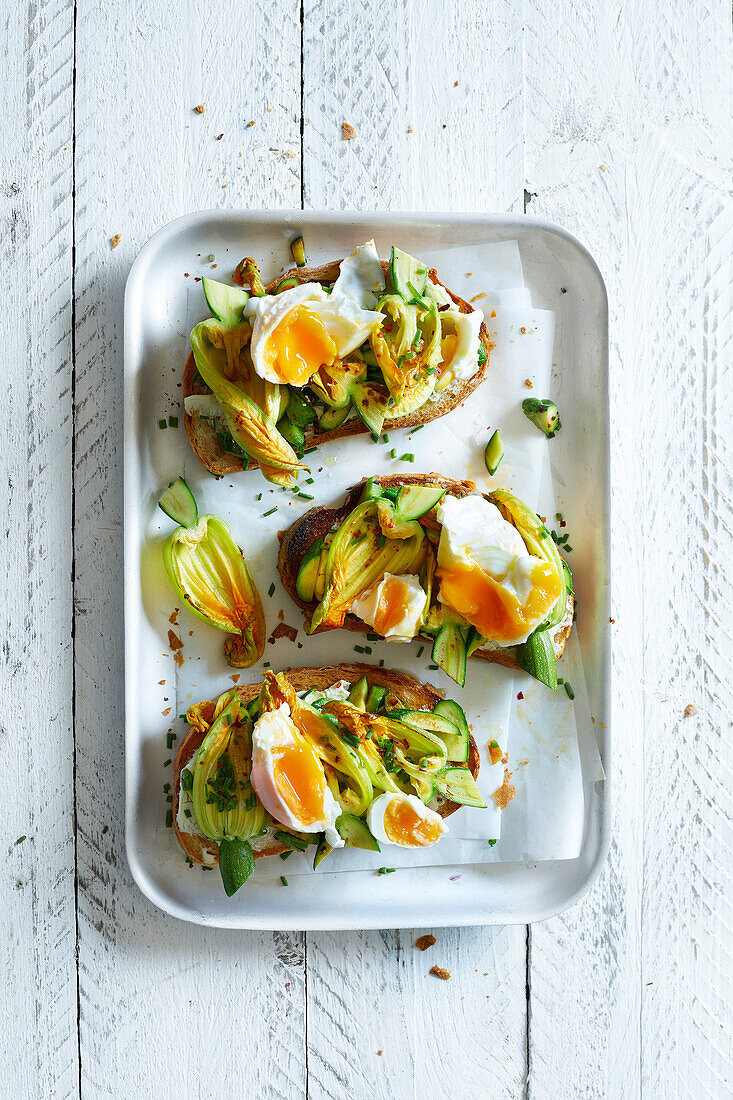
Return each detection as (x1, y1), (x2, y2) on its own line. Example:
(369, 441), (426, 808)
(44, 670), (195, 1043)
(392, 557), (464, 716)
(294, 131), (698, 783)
(158, 477), (198, 528)
(393, 484), (446, 522)
(431, 623), (468, 687)
(390, 246), (428, 301)
(295, 538), (324, 602)
(336, 813), (380, 851)
(202, 278), (250, 328)
(484, 430), (504, 476)
(516, 628), (558, 690)
(433, 767), (486, 809)
(218, 837), (255, 897)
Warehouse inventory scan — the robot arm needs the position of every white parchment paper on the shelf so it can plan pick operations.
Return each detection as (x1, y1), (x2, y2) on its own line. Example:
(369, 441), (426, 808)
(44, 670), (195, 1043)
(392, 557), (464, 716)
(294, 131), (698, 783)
(162, 237), (602, 877)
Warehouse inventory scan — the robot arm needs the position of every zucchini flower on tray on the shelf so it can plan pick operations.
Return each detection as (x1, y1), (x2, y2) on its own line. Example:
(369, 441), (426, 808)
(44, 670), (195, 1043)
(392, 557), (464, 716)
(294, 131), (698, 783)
(158, 478), (266, 668)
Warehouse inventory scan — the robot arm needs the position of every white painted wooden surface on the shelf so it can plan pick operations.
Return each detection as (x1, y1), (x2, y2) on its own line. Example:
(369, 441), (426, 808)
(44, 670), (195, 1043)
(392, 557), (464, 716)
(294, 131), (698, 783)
(0, 0), (730, 1097)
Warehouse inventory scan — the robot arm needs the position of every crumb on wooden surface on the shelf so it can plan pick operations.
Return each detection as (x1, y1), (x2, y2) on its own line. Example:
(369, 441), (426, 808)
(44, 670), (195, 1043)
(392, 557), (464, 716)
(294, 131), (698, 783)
(342, 122), (356, 140)
(415, 934), (436, 952)
(193, 104), (205, 114)
(524, 378), (533, 387)
(110, 234), (121, 249)
(430, 965), (451, 980)
(684, 703), (698, 717)
(168, 629), (183, 652)
(247, 120), (255, 128)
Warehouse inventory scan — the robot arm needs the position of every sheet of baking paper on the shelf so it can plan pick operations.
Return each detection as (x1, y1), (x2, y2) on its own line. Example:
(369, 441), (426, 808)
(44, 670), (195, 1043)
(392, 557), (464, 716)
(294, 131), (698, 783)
(167, 237), (600, 877)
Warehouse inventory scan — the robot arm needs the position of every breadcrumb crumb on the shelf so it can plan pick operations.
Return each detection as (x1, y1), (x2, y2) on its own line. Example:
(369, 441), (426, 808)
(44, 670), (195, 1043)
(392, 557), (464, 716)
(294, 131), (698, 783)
(684, 703), (698, 717)
(110, 234), (121, 249)
(342, 122), (356, 140)
(193, 104), (205, 114)
(415, 934), (436, 951)
(430, 965), (451, 980)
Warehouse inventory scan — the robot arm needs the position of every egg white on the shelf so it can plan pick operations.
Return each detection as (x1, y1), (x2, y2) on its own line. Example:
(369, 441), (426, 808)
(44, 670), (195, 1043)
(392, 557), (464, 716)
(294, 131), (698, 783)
(245, 242), (386, 385)
(349, 572), (428, 642)
(250, 704), (344, 847)
(436, 494), (557, 646)
(367, 792), (447, 848)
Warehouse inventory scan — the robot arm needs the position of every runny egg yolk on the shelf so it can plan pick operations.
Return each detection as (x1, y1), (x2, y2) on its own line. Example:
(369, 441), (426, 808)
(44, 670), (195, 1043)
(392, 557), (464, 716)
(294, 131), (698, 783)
(372, 575), (411, 636)
(270, 736), (329, 828)
(383, 799), (443, 846)
(437, 559), (563, 644)
(263, 304), (337, 385)
(440, 333), (460, 369)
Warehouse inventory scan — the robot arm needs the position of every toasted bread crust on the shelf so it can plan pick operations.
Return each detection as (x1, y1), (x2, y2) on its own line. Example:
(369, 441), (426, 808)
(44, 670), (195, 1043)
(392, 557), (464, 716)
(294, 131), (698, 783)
(183, 259), (492, 476)
(277, 475), (575, 668)
(172, 662), (480, 866)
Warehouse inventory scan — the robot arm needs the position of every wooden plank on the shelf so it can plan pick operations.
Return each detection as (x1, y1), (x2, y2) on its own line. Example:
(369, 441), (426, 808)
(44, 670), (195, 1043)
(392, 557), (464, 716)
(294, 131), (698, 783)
(523, 1), (732, 1097)
(72, 2), (305, 1097)
(302, 3), (528, 1097)
(0, 0), (79, 1096)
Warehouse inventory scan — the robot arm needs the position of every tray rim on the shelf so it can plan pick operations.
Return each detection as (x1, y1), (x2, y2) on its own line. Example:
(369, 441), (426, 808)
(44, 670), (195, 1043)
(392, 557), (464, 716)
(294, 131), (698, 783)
(124, 208), (611, 929)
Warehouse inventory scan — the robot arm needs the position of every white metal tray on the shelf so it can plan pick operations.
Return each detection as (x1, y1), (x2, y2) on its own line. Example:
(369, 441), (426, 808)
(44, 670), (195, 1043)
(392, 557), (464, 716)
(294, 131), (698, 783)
(124, 211), (610, 929)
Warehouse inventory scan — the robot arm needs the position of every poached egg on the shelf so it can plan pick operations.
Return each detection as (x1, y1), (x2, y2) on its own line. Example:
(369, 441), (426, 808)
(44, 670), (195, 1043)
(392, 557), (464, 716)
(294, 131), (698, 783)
(349, 573), (427, 642)
(245, 240), (385, 386)
(367, 792), (447, 847)
(436, 494), (563, 646)
(250, 703), (344, 847)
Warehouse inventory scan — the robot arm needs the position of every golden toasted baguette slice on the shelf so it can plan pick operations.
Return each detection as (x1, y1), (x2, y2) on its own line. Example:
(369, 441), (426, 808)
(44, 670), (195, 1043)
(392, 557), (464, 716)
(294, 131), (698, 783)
(277, 475), (574, 669)
(183, 260), (492, 476)
(172, 663), (480, 868)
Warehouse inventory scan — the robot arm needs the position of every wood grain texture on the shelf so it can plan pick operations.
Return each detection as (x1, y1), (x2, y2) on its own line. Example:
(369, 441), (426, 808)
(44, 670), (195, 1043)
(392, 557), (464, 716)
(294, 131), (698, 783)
(72, 2), (306, 1097)
(524, 1), (733, 1098)
(0, 0), (79, 1096)
(302, 4), (529, 1098)
(302, 0), (523, 214)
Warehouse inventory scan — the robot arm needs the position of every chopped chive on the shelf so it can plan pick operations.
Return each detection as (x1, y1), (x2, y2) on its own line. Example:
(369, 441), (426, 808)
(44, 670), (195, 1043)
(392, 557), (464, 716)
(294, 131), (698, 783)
(411, 425), (424, 433)
(416, 646), (424, 658)
(304, 446), (317, 454)
(15, 836), (26, 845)
(207, 254), (215, 262)
(428, 664), (439, 670)
(268, 582), (276, 597)
(489, 739), (500, 750)
(383, 433), (390, 443)
(163, 782), (171, 793)
(354, 645), (365, 654)
(256, 492), (262, 501)
(179, 712), (187, 720)
(399, 453), (415, 462)
(557, 678), (564, 686)
(102, 825), (109, 835)
(379, 659), (384, 667)
(305, 477), (314, 485)
(280, 875), (289, 886)
(263, 507), (277, 517)
(166, 731), (175, 749)
(165, 810), (173, 828)
(168, 415), (178, 428)
(298, 492), (314, 501)
(165, 794), (173, 804)
(263, 661), (270, 668)
(565, 545), (573, 552)
(364, 646), (372, 655)
(280, 850), (293, 861)
(162, 758), (171, 767)
(488, 838), (497, 847)
(297, 642), (303, 648)
(377, 866), (396, 875)
(366, 633), (379, 641)
(564, 681), (575, 700)
(390, 448), (397, 459)
(158, 419), (167, 429)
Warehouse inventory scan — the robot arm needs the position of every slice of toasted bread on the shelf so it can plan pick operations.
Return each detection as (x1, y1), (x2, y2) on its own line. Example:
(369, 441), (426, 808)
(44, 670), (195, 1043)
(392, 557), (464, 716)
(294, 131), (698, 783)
(277, 475), (575, 669)
(183, 260), (492, 476)
(172, 662), (480, 867)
